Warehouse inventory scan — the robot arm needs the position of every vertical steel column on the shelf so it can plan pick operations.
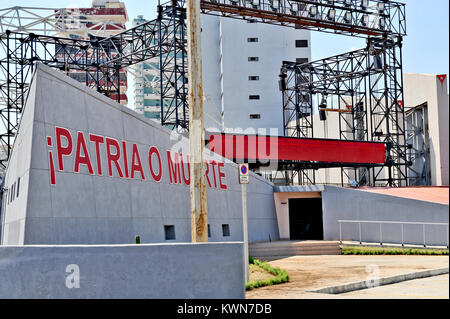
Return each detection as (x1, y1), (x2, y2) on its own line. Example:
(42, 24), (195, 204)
(6, 30), (11, 162)
(187, 0), (208, 242)
(180, 9), (188, 129)
(158, 3), (165, 126)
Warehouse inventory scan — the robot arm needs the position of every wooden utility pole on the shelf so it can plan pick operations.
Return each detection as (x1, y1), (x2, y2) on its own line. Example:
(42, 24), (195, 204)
(187, 0), (208, 242)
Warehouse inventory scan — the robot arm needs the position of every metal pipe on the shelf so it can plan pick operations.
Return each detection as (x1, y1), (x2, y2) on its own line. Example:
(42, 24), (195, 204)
(338, 220), (448, 226)
(447, 225), (449, 249)
(380, 223), (382, 246)
(187, 0), (208, 242)
(242, 183), (249, 282)
(423, 224), (426, 248)
(359, 222), (361, 245)
(401, 223), (404, 247)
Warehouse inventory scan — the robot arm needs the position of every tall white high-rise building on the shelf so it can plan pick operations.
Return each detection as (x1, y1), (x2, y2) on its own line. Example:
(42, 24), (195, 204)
(202, 15), (311, 135)
(132, 14), (311, 134)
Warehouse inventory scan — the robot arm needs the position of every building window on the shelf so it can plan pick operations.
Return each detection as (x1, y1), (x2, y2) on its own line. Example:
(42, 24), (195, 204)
(295, 40), (308, 48)
(12, 182), (16, 202)
(296, 58), (309, 64)
(249, 114), (261, 119)
(248, 76), (260, 81)
(164, 225), (176, 240)
(249, 95), (260, 100)
(247, 37), (258, 43)
(222, 224), (230, 237)
(248, 57), (259, 62)
(16, 178), (20, 198)
(208, 224), (211, 238)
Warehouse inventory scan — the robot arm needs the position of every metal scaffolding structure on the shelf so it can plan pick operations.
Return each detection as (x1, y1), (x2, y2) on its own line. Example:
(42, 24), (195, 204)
(405, 102), (431, 186)
(279, 35), (408, 187)
(0, 0), (408, 188)
(0, 0), (187, 168)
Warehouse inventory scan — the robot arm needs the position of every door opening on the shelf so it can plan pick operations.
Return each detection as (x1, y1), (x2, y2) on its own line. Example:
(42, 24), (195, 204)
(289, 198), (324, 240)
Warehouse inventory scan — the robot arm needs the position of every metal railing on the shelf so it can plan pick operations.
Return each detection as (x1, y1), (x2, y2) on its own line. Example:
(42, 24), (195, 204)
(338, 220), (449, 248)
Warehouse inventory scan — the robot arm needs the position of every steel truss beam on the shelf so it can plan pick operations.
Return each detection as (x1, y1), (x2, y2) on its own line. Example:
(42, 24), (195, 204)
(200, 0), (406, 38)
(280, 36), (408, 187)
(0, 6), (128, 37)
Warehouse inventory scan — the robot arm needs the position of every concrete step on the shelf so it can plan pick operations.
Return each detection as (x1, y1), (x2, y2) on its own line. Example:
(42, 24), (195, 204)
(249, 240), (341, 258)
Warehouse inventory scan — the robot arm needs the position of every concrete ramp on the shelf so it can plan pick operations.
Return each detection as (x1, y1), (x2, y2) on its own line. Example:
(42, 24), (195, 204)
(249, 240), (341, 260)
(358, 187), (449, 205)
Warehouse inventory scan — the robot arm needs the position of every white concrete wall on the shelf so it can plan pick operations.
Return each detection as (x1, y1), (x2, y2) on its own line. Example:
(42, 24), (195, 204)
(322, 186), (449, 246)
(404, 73), (449, 186)
(1, 64), (279, 246)
(0, 242), (244, 299)
(0, 72), (39, 245)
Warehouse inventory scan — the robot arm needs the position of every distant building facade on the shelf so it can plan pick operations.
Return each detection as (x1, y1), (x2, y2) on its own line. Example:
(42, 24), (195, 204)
(132, 14), (311, 134)
(55, 0), (129, 105)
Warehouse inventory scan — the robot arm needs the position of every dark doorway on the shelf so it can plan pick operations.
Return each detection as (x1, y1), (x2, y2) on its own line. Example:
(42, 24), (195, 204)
(289, 198), (324, 240)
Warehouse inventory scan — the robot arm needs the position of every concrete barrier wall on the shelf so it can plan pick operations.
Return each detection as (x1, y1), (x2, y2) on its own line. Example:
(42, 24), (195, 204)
(0, 242), (244, 299)
(322, 187), (449, 246)
(1, 64), (279, 245)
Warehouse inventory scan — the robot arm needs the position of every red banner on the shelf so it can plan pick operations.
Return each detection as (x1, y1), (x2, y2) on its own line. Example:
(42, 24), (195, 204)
(209, 134), (386, 165)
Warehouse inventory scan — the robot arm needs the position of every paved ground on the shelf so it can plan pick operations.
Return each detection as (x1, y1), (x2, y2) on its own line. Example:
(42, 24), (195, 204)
(246, 255), (449, 299)
(341, 274), (449, 299)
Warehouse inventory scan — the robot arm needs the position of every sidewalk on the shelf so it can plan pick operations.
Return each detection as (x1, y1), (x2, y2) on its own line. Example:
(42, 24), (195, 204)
(246, 255), (449, 299)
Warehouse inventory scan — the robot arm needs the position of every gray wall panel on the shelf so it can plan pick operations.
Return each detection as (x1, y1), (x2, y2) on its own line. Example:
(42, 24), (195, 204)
(0, 243), (244, 299)
(2, 64), (279, 245)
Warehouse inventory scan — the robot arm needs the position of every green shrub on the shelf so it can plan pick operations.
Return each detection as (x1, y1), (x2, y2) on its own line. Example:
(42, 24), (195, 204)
(246, 258), (290, 291)
(341, 246), (449, 256)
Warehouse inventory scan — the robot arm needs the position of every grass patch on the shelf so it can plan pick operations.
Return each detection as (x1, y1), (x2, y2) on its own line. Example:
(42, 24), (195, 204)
(246, 257), (289, 291)
(341, 245), (449, 256)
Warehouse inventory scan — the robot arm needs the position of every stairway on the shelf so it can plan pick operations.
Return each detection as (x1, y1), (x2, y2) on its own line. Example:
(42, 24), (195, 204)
(249, 240), (341, 261)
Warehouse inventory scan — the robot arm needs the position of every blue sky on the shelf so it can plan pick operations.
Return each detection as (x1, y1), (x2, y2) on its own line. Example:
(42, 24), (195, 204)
(4, 0), (449, 79)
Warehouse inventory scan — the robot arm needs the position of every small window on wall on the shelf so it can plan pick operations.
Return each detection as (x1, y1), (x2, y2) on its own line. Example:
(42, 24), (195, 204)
(247, 37), (258, 43)
(11, 182), (15, 202)
(249, 95), (260, 100)
(249, 114), (261, 119)
(164, 225), (176, 240)
(222, 224), (230, 237)
(17, 178), (20, 198)
(248, 76), (260, 81)
(208, 224), (211, 238)
(296, 58), (309, 64)
(248, 57), (259, 62)
(295, 40), (308, 48)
